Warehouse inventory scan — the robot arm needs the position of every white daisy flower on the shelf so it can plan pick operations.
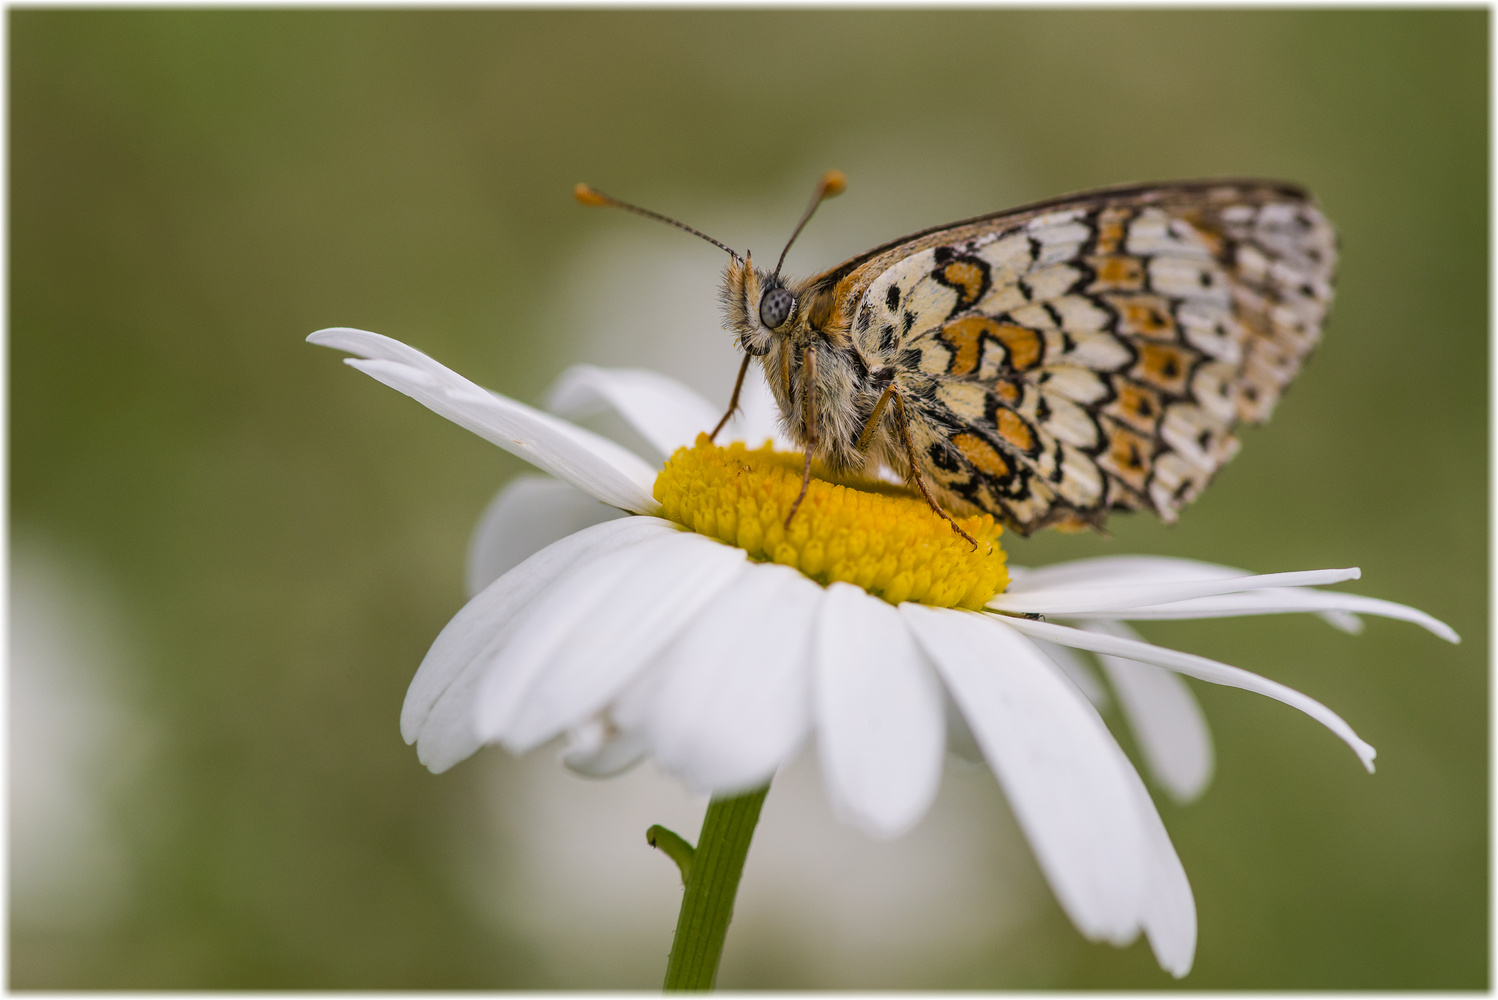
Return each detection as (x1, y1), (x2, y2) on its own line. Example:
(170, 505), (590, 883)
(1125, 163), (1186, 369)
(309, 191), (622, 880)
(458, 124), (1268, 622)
(310, 326), (1457, 980)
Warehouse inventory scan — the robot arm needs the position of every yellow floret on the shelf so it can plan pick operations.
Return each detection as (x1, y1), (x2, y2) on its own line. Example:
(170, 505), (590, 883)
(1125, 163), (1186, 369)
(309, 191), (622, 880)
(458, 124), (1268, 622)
(653, 436), (1008, 610)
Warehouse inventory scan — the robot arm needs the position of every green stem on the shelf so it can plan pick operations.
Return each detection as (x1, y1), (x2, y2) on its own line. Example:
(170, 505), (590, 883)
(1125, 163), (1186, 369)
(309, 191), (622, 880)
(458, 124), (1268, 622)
(661, 782), (770, 991)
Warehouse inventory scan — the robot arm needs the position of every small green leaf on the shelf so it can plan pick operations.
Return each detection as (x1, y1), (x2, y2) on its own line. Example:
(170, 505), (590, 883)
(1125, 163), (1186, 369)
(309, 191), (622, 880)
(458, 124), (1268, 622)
(647, 824), (696, 885)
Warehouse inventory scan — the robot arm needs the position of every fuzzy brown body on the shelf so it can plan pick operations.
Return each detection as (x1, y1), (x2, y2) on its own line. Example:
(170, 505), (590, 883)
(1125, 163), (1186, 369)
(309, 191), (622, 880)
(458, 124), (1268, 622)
(721, 180), (1337, 536)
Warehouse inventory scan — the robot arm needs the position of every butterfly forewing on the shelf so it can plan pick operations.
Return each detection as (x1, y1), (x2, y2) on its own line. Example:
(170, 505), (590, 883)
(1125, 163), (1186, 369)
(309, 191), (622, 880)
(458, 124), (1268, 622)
(824, 181), (1336, 535)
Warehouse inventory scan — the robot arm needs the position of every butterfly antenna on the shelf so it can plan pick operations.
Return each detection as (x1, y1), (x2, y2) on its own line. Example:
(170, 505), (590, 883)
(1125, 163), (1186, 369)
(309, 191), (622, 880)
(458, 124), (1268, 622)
(574, 183), (741, 262)
(774, 170), (847, 277)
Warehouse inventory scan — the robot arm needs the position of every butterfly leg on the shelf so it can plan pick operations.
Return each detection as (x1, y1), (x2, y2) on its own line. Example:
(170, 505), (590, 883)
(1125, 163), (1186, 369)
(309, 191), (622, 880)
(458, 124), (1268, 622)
(709, 353), (752, 442)
(892, 391), (979, 550)
(785, 346), (817, 528)
(855, 384), (896, 452)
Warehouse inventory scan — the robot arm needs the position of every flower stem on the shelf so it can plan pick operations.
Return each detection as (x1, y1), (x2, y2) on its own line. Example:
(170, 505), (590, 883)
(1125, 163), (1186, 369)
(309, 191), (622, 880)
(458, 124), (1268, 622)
(661, 783), (770, 991)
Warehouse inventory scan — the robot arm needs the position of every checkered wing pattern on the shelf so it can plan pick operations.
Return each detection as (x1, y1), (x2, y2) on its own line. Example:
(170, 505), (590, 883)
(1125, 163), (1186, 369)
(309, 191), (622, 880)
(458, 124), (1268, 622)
(832, 181), (1336, 535)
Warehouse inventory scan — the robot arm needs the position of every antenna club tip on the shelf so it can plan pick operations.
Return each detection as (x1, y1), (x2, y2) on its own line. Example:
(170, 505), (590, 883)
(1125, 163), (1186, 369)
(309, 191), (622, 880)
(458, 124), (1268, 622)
(820, 170), (848, 197)
(574, 183), (610, 207)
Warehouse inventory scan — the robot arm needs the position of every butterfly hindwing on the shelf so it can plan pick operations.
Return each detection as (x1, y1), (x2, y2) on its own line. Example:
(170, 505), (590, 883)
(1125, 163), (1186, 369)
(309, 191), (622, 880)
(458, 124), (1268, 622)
(835, 181), (1336, 535)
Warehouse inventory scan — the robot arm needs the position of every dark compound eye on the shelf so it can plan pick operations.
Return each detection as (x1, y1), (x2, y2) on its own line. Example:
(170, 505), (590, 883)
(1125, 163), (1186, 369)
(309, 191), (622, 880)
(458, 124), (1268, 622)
(759, 287), (795, 329)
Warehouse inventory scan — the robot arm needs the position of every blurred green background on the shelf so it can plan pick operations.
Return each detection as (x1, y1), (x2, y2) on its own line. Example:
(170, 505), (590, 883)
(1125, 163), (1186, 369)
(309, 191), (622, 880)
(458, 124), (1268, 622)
(10, 8), (1486, 989)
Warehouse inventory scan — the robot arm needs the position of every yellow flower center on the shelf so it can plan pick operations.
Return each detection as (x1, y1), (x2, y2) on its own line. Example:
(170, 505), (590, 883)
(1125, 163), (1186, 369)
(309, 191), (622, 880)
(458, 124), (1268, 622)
(653, 436), (1008, 610)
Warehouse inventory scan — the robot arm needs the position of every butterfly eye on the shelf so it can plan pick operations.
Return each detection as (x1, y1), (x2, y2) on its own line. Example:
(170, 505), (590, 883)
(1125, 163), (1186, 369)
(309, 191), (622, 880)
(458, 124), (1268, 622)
(759, 288), (795, 330)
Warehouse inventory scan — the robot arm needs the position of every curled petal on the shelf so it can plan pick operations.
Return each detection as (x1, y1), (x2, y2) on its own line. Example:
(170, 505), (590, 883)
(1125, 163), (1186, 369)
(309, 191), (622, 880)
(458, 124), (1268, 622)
(1007, 555), (1250, 591)
(466, 475), (624, 597)
(1001, 615), (1378, 772)
(902, 604), (1148, 945)
(546, 364), (722, 460)
(310, 328), (661, 514)
(1087, 621), (1214, 803)
(814, 583), (945, 838)
(1076, 588), (1459, 643)
(990, 568), (1361, 616)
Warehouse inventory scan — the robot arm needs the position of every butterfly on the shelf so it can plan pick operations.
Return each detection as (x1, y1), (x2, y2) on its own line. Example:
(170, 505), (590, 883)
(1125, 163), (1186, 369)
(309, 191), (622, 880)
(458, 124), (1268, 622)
(577, 173), (1336, 542)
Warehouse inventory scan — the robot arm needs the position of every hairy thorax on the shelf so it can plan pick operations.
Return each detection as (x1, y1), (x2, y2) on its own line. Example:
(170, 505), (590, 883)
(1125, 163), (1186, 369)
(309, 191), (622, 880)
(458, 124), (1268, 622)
(721, 255), (909, 481)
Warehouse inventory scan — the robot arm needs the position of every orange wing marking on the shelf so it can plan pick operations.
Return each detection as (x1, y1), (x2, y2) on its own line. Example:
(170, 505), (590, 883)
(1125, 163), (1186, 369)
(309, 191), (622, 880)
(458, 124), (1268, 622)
(952, 432), (1011, 479)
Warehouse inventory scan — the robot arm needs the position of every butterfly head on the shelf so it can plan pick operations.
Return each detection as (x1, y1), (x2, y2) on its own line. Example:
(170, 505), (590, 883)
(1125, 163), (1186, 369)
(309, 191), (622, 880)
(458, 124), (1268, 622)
(720, 254), (804, 356)
(575, 171), (844, 358)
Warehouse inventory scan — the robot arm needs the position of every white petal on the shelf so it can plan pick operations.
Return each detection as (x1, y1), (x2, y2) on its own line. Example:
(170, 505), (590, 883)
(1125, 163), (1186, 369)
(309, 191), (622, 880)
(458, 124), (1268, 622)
(734, 365), (797, 448)
(476, 532), (749, 753)
(1075, 588), (1460, 643)
(616, 563), (823, 796)
(814, 584), (945, 839)
(989, 568), (1361, 616)
(1319, 609), (1365, 635)
(559, 716), (650, 778)
(466, 475), (624, 597)
(546, 364), (722, 460)
(902, 605), (1146, 945)
(1123, 761), (1196, 977)
(942, 686), (985, 765)
(1006, 555), (1249, 591)
(1008, 556), (1455, 639)
(1088, 621), (1213, 803)
(1001, 615), (1378, 772)
(309, 328), (661, 514)
(1031, 638), (1110, 709)
(402, 516), (678, 772)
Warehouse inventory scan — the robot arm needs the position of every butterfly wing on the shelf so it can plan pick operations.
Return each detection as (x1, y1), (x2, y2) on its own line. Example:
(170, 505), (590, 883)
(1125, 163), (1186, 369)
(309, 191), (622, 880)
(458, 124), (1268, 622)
(816, 181), (1336, 535)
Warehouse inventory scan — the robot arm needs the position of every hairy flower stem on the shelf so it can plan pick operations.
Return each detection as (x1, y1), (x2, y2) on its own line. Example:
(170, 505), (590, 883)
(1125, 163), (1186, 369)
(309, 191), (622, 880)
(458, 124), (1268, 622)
(661, 783), (770, 990)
